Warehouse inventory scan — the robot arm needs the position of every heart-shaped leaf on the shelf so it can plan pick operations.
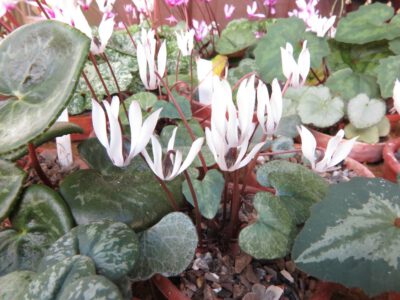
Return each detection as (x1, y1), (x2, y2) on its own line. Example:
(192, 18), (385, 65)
(326, 68), (379, 101)
(182, 169), (224, 219)
(0, 21), (90, 155)
(297, 86), (345, 128)
(27, 255), (124, 300)
(227, 58), (256, 86)
(0, 185), (73, 275)
(293, 178), (400, 296)
(152, 93), (192, 120)
(347, 94), (386, 129)
(255, 18), (330, 82)
(375, 55), (400, 98)
(216, 19), (258, 55)
(0, 271), (36, 300)
(335, 3), (400, 44)
(344, 123), (380, 144)
(60, 138), (183, 231)
(129, 212), (198, 281)
(256, 160), (328, 224)
(0, 159), (26, 221)
(1, 122), (83, 161)
(239, 192), (295, 259)
(39, 221), (139, 281)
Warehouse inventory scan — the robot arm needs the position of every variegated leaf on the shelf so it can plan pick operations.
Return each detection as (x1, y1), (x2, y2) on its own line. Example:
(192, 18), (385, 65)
(0, 271), (36, 300)
(129, 212), (198, 281)
(39, 221), (139, 281)
(293, 178), (400, 296)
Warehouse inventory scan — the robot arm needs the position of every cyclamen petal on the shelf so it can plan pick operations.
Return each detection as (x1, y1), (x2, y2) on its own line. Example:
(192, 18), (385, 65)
(103, 100), (124, 167)
(297, 126), (316, 169)
(393, 79), (400, 115)
(91, 99), (109, 150)
(179, 137), (204, 174)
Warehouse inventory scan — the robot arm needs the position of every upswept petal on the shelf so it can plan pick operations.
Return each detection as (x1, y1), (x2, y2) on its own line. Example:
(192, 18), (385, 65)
(91, 99), (109, 150)
(281, 43), (295, 80)
(167, 150), (183, 180)
(327, 137), (357, 168)
(128, 100), (143, 150)
(178, 137), (204, 173)
(157, 41), (167, 79)
(167, 127), (178, 151)
(237, 141), (264, 169)
(103, 100), (124, 167)
(131, 108), (162, 158)
(256, 81), (268, 131)
(98, 15), (114, 52)
(393, 79), (400, 114)
(270, 79), (283, 125)
(298, 40), (310, 84)
(197, 58), (214, 105)
(298, 125), (316, 169)
(150, 135), (164, 178)
(315, 129), (344, 171)
(136, 43), (149, 89)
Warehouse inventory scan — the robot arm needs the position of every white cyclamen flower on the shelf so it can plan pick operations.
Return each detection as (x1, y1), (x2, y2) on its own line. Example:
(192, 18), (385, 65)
(137, 28), (167, 90)
(393, 79), (400, 114)
(92, 97), (162, 167)
(142, 128), (204, 181)
(91, 15), (115, 55)
(297, 125), (357, 172)
(175, 29), (195, 56)
(205, 76), (264, 172)
(132, 0), (154, 14)
(280, 41), (310, 87)
(256, 79), (283, 136)
(307, 15), (336, 38)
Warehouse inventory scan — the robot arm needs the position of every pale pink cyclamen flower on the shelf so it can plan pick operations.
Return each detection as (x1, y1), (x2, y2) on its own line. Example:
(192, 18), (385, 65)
(132, 0), (154, 14)
(165, 0), (188, 6)
(192, 19), (209, 41)
(247, 1), (265, 19)
(288, 0), (319, 24)
(307, 14), (336, 37)
(264, 0), (277, 15)
(92, 97), (162, 167)
(165, 15), (178, 24)
(297, 126), (357, 173)
(224, 4), (235, 19)
(0, 0), (19, 18)
(176, 29), (195, 56)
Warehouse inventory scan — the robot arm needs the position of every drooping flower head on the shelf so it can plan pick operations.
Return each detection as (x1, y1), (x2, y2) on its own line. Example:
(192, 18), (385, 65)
(297, 125), (357, 172)
(224, 4), (235, 19)
(280, 41), (310, 87)
(92, 97), (162, 167)
(192, 19), (209, 41)
(247, 1), (266, 19)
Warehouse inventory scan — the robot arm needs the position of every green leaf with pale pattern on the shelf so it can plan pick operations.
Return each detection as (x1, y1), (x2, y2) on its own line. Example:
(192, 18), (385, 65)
(0, 21), (90, 155)
(0, 159), (26, 221)
(239, 192), (295, 259)
(60, 138), (184, 231)
(152, 93), (192, 120)
(256, 160), (328, 224)
(1, 122), (83, 161)
(293, 177), (400, 296)
(129, 212), (198, 281)
(335, 3), (400, 44)
(0, 185), (73, 275)
(347, 94), (386, 129)
(297, 86), (345, 128)
(326, 68), (379, 101)
(216, 19), (258, 55)
(39, 221), (139, 281)
(254, 18), (330, 82)
(0, 271), (36, 300)
(182, 169), (224, 219)
(376, 55), (400, 98)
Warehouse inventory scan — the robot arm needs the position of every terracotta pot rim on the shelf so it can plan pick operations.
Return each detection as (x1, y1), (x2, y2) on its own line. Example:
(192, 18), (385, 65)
(383, 137), (400, 174)
(310, 128), (385, 147)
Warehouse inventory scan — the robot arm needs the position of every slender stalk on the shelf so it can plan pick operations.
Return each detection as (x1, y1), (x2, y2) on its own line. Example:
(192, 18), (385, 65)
(123, 22), (137, 49)
(34, 0), (50, 19)
(155, 72), (208, 173)
(6, 12), (20, 28)
(0, 19), (12, 33)
(101, 53), (129, 118)
(156, 176), (180, 211)
(189, 53), (194, 102)
(310, 68), (323, 84)
(175, 50), (181, 83)
(228, 170), (241, 239)
(183, 170), (203, 246)
(82, 71), (99, 102)
(28, 143), (53, 188)
(222, 172), (229, 225)
(89, 53), (111, 100)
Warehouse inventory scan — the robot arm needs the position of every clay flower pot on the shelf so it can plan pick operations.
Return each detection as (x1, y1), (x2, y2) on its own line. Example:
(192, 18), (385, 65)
(383, 138), (400, 182)
(311, 129), (384, 163)
(69, 112), (93, 142)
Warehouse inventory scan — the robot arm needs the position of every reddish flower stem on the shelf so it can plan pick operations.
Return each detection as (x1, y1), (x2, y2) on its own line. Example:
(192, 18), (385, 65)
(89, 53), (111, 100)
(228, 170), (240, 239)
(123, 21), (137, 49)
(0, 19), (12, 33)
(28, 143), (53, 188)
(34, 0), (50, 19)
(82, 71), (99, 102)
(183, 170), (203, 246)
(155, 72), (208, 174)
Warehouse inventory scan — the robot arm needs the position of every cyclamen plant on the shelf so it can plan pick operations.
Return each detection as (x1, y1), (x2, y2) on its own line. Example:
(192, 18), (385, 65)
(2, 0), (400, 299)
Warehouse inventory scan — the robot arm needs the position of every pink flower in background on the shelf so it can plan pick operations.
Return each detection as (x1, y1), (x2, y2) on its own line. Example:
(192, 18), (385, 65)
(78, 0), (93, 10)
(288, 0), (319, 26)
(247, 1), (265, 19)
(224, 4), (235, 19)
(1, 0), (20, 17)
(124, 4), (134, 12)
(192, 19), (209, 41)
(165, 14), (178, 24)
(165, 0), (188, 6)
(264, 0), (277, 15)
